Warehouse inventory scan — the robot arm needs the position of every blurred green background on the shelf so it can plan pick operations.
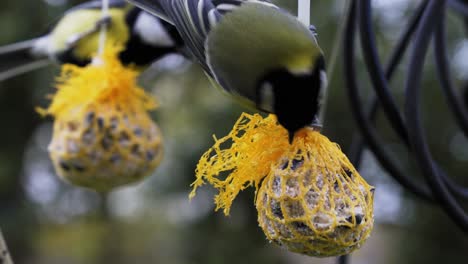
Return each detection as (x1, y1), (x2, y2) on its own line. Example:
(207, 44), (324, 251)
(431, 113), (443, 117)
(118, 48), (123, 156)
(0, 0), (468, 263)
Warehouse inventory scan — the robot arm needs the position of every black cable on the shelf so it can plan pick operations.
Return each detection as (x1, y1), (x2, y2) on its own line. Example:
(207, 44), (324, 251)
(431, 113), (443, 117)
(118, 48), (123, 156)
(434, 9), (468, 138)
(404, 0), (468, 232)
(357, 0), (410, 146)
(344, 0), (434, 202)
(338, 255), (348, 264)
(351, 0), (468, 199)
(348, 0), (429, 167)
(432, 9), (468, 196)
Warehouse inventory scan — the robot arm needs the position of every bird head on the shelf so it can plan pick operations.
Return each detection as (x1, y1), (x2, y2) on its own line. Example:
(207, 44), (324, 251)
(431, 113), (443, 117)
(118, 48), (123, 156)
(257, 55), (326, 143)
(206, 2), (327, 142)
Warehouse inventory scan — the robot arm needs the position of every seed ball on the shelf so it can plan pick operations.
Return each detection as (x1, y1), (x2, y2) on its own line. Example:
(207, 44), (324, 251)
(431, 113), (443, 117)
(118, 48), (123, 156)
(48, 104), (163, 192)
(256, 155), (374, 257)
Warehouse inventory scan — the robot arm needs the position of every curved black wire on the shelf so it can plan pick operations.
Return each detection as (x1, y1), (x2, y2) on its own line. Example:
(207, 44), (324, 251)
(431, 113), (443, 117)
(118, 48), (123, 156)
(431, 8), (468, 197)
(350, 0), (468, 199)
(344, 0), (434, 202)
(357, 0), (410, 146)
(408, 1), (468, 198)
(338, 255), (348, 264)
(434, 9), (468, 138)
(404, 0), (468, 232)
(348, 0), (429, 167)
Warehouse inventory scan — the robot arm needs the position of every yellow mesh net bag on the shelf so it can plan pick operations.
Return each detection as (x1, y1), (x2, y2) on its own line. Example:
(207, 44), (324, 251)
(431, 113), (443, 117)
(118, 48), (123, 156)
(191, 113), (374, 257)
(256, 128), (374, 257)
(39, 45), (163, 192)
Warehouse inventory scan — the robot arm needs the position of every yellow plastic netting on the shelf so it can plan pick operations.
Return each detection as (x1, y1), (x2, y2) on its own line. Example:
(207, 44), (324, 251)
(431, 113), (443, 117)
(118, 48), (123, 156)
(191, 113), (374, 257)
(256, 128), (374, 257)
(40, 45), (163, 192)
(191, 113), (290, 215)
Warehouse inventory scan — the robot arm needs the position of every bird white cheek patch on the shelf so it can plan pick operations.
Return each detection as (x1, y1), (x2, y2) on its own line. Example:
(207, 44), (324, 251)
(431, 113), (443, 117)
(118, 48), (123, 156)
(135, 12), (175, 47)
(320, 70), (328, 92)
(259, 81), (275, 112)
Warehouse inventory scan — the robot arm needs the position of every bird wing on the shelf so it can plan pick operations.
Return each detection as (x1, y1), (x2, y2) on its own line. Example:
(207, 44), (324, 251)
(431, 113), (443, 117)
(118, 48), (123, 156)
(125, 0), (276, 75)
(165, 0), (220, 73)
(127, 0), (221, 74)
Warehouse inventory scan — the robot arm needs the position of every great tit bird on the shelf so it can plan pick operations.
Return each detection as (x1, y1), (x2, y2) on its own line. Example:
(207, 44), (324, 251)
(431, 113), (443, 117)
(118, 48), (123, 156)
(126, 0), (327, 142)
(0, 0), (184, 82)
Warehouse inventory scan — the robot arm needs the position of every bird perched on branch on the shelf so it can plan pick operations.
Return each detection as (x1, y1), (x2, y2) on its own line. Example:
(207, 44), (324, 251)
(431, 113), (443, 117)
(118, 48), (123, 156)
(126, 0), (327, 142)
(0, 0), (184, 82)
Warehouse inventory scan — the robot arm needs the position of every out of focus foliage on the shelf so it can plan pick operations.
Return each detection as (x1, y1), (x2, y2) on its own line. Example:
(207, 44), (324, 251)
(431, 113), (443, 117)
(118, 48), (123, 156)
(0, 0), (467, 263)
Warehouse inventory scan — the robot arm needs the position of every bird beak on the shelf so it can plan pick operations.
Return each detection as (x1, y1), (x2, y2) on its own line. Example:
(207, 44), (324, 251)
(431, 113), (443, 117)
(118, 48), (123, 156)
(288, 130), (295, 144)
